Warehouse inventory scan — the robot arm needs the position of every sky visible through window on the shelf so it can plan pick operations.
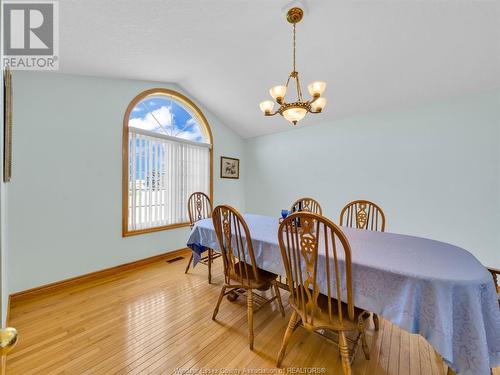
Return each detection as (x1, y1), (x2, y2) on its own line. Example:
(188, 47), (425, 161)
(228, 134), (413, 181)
(129, 95), (206, 143)
(128, 95), (207, 182)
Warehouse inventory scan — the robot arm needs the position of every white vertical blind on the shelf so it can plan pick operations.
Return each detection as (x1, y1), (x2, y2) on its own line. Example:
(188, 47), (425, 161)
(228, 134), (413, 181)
(128, 128), (210, 231)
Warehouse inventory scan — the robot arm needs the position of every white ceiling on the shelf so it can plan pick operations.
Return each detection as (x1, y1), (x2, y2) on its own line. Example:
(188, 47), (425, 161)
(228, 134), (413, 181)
(59, 0), (500, 138)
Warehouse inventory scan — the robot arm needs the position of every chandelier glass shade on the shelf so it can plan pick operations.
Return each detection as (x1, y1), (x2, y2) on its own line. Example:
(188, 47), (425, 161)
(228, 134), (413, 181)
(259, 7), (327, 125)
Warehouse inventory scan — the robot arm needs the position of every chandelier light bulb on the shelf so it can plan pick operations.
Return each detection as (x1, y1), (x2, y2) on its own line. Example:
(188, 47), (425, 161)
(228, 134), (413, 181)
(307, 81), (326, 99)
(269, 85), (287, 102)
(282, 106), (307, 125)
(259, 100), (275, 114)
(311, 97), (327, 112)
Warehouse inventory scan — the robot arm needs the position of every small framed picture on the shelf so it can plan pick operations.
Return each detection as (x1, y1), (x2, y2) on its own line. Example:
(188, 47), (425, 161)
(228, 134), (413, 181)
(220, 156), (240, 179)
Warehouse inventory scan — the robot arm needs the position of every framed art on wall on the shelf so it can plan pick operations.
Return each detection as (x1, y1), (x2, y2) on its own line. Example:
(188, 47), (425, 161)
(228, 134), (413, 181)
(3, 67), (12, 183)
(220, 156), (239, 179)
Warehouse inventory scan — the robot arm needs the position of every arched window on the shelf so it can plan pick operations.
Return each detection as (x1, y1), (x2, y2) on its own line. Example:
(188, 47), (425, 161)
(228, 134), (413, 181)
(122, 88), (213, 236)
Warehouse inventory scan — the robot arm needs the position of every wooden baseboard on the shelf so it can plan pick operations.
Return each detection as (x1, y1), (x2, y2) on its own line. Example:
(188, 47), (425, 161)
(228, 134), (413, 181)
(10, 248), (191, 303)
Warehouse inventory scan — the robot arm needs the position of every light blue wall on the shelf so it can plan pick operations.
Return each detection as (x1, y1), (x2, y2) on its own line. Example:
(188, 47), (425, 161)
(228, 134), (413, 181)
(0, 68), (8, 326)
(6, 72), (500, 295)
(8, 71), (245, 293)
(245, 90), (500, 268)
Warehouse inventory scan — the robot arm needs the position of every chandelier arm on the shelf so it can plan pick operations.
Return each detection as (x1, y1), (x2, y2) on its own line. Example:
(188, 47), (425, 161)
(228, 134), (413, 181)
(285, 74), (292, 92)
(264, 110), (280, 117)
(296, 74), (304, 102)
(308, 103), (323, 114)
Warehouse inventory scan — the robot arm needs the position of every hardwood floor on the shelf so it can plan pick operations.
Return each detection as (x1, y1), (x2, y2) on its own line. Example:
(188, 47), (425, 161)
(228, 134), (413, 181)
(6, 254), (500, 374)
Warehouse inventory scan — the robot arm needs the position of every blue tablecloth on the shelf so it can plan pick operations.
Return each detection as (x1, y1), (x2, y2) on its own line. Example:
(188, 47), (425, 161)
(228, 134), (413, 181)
(187, 214), (500, 375)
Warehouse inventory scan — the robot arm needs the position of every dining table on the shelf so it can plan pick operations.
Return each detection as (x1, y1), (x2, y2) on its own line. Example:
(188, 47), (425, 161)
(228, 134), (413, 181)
(187, 213), (500, 375)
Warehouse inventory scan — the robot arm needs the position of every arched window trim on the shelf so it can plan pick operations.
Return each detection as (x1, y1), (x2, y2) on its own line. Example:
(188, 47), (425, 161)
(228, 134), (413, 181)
(122, 88), (213, 237)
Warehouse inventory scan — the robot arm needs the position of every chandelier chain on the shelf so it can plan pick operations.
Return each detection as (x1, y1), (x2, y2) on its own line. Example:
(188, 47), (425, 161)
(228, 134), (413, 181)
(292, 22), (302, 100)
(292, 23), (296, 72)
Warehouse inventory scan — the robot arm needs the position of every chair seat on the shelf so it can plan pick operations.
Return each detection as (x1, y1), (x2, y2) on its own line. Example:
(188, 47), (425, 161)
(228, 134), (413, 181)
(229, 261), (279, 290)
(291, 289), (366, 331)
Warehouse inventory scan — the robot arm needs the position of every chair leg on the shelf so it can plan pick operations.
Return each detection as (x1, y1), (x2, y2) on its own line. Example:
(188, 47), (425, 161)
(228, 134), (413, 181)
(358, 317), (370, 360)
(293, 317), (302, 331)
(373, 313), (380, 331)
(273, 281), (285, 317)
(208, 249), (212, 284)
(339, 331), (352, 375)
(276, 310), (298, 367)
(185, 253), (193, 274)
(247, 289), (254, 350)
(212, 285), (226, 320)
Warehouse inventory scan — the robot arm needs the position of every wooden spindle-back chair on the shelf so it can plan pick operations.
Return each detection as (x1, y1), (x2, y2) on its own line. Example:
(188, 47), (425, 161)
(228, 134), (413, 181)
(290, 197), (323, 215)
(340, 200), (385, 330)
(488, 268), (500, 305)
(276, 212), (370, 373)
(188, 192), (212, 225)
(211, 205), (285, 349)
(185, 192), (220, 283)
(340, 200), (385, 232)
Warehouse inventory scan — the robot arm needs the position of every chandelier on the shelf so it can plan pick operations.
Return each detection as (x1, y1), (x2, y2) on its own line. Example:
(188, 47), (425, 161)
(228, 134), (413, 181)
(259, 7), (327, 125)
